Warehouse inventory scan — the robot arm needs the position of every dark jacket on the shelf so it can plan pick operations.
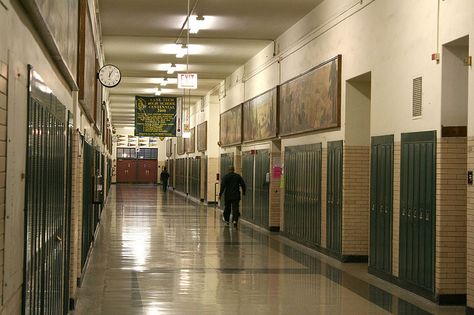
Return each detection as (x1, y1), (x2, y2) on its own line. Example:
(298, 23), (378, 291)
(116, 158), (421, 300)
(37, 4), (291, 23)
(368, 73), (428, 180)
(219, 171), (246, 201)
(160, 170), (170, 182)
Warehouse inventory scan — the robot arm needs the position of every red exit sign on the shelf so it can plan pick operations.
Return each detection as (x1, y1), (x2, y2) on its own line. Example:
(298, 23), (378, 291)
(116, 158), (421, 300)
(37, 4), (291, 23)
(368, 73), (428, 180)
(178, 73), (198, 89)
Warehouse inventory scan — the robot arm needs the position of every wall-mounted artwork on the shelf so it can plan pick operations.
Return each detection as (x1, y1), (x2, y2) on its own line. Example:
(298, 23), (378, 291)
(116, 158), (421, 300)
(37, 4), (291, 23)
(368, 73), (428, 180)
(166, 139), (172, 157)
(78, 0), (97, 123)
(197, 121), (207, 152)
(243, 88), (277, 143)
(279, 55), (341, 136)
(177, 136), (185, 155)
(220, 104), (242, 147)
(20, 0), (78, 89)
(185, 128), (196, 153)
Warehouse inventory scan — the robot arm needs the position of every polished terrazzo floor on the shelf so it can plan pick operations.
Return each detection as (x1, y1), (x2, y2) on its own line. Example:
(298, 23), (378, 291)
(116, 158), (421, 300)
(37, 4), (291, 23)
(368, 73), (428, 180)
(74, 185), (464, 315)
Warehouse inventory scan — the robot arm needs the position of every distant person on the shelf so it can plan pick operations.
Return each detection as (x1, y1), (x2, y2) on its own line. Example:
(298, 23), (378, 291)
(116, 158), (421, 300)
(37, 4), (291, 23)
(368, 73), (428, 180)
(160, 167), (170, 192)
(219, 166), (246, 227)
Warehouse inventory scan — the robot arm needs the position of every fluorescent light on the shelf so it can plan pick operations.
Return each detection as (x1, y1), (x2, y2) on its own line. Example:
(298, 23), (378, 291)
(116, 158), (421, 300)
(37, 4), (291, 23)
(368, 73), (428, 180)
(160, 78), (168, 87)
(182, 130), (191, 139)
(154, 87), (162, 96)
(167, 63), (176, 74)
(176, 44), (187, 58)
(189, 15), (205, 34)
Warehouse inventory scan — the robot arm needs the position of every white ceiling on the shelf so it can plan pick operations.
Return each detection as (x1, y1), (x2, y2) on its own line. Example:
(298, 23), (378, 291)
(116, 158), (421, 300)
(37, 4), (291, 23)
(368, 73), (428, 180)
(98, 0), (324, 127)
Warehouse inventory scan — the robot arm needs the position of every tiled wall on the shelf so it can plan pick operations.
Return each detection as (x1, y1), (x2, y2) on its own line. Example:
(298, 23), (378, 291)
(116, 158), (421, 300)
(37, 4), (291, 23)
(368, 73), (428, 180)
(207, 157), (219, 203)
(342, 146), (370, 256)
(436, 137), (467, 295)
(0, 60), (7, 307)
(466, 137), (474, 307)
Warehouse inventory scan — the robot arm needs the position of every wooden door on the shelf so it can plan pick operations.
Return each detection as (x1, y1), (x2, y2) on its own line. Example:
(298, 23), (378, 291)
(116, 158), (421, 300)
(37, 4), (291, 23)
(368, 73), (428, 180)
(137, 160), (157, 183)
(116, 159), (137, 183)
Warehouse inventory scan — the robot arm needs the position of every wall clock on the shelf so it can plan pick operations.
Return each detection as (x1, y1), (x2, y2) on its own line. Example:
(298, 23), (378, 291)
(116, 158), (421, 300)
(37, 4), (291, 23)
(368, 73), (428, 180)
(98, 64), (121, 88)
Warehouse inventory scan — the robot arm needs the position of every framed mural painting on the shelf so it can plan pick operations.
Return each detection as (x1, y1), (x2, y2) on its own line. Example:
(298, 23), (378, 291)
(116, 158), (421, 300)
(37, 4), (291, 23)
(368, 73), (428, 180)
(242, 88), (277, 143)
(219, 104), (242, 147)
(177, 136), (185, 155)
(166, 139), (172, 157)
(185, 128), (195, 153)
(279, 55), (341, 136)
(197, 121), (207, 152)
(20, 0), (78, 89)
(78, 0), (97, 123)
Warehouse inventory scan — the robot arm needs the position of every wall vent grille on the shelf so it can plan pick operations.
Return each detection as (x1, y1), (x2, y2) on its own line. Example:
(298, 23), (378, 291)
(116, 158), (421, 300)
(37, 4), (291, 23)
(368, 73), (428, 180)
(412, 77), (422, 118)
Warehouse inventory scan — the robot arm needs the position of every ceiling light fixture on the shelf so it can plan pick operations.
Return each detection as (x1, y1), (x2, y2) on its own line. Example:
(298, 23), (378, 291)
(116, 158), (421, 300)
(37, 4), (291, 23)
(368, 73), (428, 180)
(189, 15), (205, 34)
(176, 43), (188, 58)
(167, 63), (176, 74)
(154, 87), (162, 96)
(160, 78), (168, 87)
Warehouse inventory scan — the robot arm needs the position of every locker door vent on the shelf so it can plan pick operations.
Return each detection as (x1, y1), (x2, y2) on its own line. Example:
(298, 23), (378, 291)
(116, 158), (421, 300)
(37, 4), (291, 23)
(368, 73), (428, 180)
(412, 76), (422, 118)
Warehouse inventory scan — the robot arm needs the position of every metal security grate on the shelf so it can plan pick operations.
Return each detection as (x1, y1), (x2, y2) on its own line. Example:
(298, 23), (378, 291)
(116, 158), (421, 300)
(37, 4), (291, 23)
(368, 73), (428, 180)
(412, 77), (422, 117)
(24, 67), (72, 315)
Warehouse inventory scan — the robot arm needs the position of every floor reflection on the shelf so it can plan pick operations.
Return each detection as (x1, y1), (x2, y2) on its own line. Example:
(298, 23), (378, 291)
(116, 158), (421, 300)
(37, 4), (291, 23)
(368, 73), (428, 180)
(74, 185), (464, 315)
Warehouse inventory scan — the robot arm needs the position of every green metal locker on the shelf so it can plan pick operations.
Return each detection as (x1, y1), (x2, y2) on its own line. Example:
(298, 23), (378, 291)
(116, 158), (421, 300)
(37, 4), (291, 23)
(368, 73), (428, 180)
(284, 144), (322, 247)
(190, 158), (200, 199)
(24, 68), (73, 315)
(220, 153), (234, 209)
(400, 131), (436, 293)
(327, 141), (343, 255)
(242, 152), (254, 221)
(369, 135), (394, 275)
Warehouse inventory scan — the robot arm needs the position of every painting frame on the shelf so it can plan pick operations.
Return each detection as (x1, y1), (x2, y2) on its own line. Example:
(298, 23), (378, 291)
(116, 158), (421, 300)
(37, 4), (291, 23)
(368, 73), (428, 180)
(279, 55), (342, 137)
(185, 128), (196, 153)
(166, 139), (173, 157)
(197, 121), (207, 152)
(78, 0), (97, 123)
(19, 0), (79, 90)
(242, 88), (277, 143)
(177, 136), (185, 155)
(219, 104), (242, 147)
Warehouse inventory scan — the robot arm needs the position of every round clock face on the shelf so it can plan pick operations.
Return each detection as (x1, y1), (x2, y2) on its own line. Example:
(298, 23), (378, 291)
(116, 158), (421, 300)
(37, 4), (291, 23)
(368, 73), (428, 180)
(98, 64), (121, 88)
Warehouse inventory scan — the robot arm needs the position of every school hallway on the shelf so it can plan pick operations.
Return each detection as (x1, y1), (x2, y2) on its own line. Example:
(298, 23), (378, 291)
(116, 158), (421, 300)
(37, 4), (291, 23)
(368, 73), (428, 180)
(73, 185), (462, 315)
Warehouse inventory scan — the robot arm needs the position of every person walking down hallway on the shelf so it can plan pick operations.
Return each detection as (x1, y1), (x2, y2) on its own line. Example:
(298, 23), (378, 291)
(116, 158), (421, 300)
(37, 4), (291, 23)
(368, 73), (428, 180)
(219, 166), (246, 227)
(160, 167), (170, 192)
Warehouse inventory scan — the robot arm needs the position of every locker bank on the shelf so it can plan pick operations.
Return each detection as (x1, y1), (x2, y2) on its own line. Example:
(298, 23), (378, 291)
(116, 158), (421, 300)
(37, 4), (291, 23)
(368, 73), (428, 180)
(0, 0), (473, 314)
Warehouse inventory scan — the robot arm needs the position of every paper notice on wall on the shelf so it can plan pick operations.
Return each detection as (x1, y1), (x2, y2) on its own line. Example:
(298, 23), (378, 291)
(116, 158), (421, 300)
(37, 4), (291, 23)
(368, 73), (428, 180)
(272, 166), (282, 179)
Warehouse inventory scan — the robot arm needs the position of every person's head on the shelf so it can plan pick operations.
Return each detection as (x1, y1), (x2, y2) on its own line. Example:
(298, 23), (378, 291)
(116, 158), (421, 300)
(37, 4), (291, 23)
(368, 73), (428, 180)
(229, 166), (235, 173)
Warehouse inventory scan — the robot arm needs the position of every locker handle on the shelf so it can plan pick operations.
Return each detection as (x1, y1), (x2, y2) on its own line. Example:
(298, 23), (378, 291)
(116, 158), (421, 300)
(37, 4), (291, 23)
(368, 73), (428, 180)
(407, 208), (412, 217)
(401, 208), (406, 216)
(413, 209), (417, 219)
(419, 210), (423, 220)
(371, 204), (375, 212)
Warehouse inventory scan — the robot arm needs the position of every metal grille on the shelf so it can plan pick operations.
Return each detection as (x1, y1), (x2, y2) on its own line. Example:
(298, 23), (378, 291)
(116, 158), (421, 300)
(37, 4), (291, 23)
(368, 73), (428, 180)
(242, 153), (254, 221)
(189, 158), (200, 199)
(175, 158), (186, 192)
(284, 144), (322, 247)
(24, 67), (71, 315)
(412, 77), (422, 117)
(81, 141), (94, 270)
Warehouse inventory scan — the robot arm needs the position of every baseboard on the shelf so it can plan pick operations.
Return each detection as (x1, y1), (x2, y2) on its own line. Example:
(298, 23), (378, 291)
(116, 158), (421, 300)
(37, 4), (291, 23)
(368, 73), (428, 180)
(437, 294), (466, 306)
(69, 297), (76, 310)
(268, 226), (280, 232)
(340, 255), (368, 263)
(207, 201), (218, 205)
(466, 306), (474, 315)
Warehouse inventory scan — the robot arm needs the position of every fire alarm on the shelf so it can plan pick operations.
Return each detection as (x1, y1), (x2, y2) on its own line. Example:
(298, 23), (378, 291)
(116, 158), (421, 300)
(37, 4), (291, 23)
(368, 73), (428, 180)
(431, 53), (440, 62)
